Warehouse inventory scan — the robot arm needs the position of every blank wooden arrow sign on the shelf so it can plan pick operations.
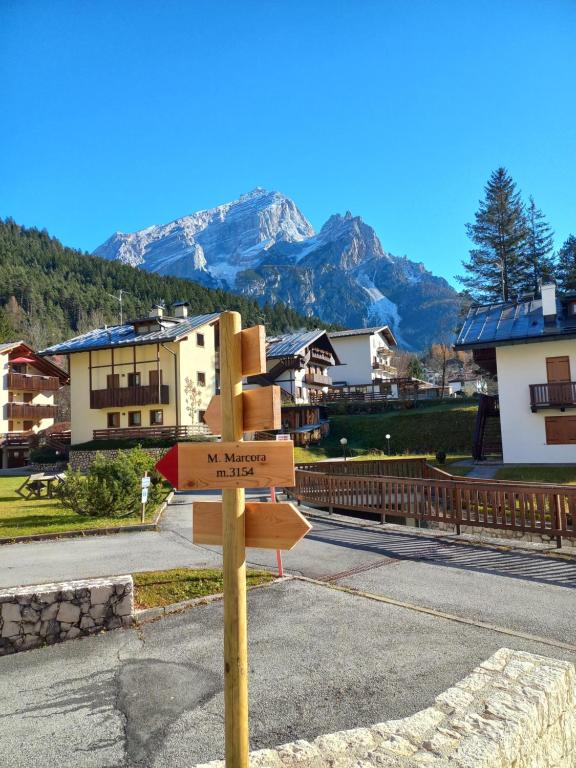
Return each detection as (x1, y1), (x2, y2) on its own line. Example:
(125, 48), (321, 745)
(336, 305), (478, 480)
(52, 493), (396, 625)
(203, 386), (281, 434)
(194, 501), (311, 550)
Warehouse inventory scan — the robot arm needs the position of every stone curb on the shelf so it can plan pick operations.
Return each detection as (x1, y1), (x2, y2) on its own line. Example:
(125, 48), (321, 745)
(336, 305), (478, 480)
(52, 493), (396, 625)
(297, 505), (576, 561)
(0, 491), (174, 546)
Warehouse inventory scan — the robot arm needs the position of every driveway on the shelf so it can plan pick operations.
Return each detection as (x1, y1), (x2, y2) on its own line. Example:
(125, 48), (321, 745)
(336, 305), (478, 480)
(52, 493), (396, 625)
(1, 577), (575, 768)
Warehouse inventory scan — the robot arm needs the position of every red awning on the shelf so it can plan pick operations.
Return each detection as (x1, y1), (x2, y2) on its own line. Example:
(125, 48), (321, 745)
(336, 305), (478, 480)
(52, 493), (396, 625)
(9, 357), (37, 364)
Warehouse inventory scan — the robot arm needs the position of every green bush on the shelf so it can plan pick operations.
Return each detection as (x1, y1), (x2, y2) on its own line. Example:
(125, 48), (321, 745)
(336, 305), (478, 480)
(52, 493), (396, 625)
(58, 447), (165, 518)
(435, 450), (447, 465)
(30, 447), (64, 464)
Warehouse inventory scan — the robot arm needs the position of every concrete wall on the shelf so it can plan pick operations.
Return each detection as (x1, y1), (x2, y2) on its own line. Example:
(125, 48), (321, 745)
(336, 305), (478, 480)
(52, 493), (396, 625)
(496, 339), (576, 463)
(0, 575), (133, 655)
(69, 321), (218, 444)
(329, 335), (372, 385)
(194, 648), (576, 768)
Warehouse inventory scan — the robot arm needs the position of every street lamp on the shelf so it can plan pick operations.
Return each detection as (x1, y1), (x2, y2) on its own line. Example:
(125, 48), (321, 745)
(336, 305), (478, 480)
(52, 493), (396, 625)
(340, 437), (348, 461)
(385, 433), (391, 456)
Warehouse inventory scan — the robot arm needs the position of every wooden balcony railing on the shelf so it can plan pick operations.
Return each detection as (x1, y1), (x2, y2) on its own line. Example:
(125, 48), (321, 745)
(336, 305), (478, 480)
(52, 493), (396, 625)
(7, 372), (61, 392)
(308, 349), (335, 365)
(90, 384), (169, 409)
(304, 372), (332, 387)
(92, 425), (209, 441)
(6, 403), (58, 420)
(529, 382), (576, 411)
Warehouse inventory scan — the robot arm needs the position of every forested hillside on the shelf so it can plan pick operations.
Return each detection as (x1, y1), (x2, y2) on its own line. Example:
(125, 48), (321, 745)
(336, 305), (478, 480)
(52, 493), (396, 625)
(0, 218), (335, 349)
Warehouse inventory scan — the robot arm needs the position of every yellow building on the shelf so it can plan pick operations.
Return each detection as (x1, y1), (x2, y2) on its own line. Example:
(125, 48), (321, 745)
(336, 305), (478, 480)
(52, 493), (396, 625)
(1, 341), (69, 467)
(40, 304), (220, 445)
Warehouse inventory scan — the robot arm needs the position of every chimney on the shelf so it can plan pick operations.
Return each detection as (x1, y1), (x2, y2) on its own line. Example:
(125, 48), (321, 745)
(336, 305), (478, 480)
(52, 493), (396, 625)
(541, 282), (557, 324)
(173, 301), (189, 319)
(150, 304), (164, 319)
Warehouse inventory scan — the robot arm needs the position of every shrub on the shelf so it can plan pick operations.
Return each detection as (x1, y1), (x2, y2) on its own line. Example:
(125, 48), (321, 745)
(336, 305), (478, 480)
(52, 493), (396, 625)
(30, 447), (64, 464)
(435, 450), (447, 465)
(58, 447), (165, 518)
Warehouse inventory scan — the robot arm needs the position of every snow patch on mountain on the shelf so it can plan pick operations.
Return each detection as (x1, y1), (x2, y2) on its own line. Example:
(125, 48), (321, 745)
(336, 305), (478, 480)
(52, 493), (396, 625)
(356, 270), (408, 347)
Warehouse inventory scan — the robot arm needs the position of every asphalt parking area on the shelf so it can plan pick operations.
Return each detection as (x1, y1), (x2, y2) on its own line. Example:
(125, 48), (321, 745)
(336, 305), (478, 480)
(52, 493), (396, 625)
(0, 578), (574, 768)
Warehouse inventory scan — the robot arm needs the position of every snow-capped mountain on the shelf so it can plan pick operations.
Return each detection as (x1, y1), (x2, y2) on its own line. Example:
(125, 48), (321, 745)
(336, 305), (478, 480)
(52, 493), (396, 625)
(94, 189), (461, 349)
(94, 188), (313, 287)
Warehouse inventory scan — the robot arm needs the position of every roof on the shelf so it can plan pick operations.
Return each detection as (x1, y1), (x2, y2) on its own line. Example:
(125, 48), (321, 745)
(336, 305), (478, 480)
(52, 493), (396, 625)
(0, 340), (69, 382)
(266, 330), (331, 359)
(329, 326), (397, 346)
(455, 296), (576, 350)
(39, 313), (220, 356)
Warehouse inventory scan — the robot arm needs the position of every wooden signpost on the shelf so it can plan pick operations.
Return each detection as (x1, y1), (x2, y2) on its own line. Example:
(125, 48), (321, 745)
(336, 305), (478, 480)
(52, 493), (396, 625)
(155, 311), (309, 768)
(193, 501), (311, 549)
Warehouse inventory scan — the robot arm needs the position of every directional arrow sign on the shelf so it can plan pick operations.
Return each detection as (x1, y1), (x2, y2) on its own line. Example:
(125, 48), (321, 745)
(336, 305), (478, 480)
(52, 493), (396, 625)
(203, 386), (281, 434)
(155, 440), (295, 490)
(194, 501), (311, 550)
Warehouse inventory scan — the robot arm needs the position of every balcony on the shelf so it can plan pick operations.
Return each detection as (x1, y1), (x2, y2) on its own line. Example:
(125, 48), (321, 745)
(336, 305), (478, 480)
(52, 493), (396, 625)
(304, 372), (332, 387)
(90, 384), (169, 409)
(372, 359), (397, 374)
(93, 424), (208, 441)
(6, 403), (58, 420)
(7, 372), (61, 392)
(529, 382), (576, 411)
(308, 348), (335, 366)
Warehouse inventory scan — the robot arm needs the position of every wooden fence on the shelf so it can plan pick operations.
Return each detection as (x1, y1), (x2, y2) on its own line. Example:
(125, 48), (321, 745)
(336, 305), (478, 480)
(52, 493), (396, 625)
(291, 459), (576, 545)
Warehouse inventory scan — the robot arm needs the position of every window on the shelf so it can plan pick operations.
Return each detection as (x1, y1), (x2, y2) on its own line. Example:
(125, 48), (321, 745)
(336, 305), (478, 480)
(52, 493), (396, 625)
(11, 364), (25, 374)
(546, 356), (571, 384)
(545, 416), (576, 444)
(150, 410), (163, 425)
(197, 371), (206, 387)
(107, 412), (120, 428)
(198, 409), (206, 424)
(107, 373), (120, 389)
(149, 370), (162, 387)
(128, 411), (141, 426)
(196, 333), (205, 347)
(128, 372), (141, 387)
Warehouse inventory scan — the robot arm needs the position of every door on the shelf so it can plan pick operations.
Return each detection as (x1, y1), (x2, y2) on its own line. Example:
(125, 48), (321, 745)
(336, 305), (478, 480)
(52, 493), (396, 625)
(546, 356), (571, 405)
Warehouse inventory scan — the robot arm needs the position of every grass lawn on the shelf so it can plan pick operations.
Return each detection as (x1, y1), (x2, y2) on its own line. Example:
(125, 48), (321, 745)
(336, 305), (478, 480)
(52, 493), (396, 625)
(133, 568), (276, 608)
(0, 476), (165, 539)
(494, 465), (576, 485)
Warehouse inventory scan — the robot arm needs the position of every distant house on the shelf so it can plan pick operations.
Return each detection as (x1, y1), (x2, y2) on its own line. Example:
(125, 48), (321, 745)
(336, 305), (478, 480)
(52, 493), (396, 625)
(40, 304), (219, 445)
(328, 326), (397, 386)
(455, 282), (576, 463)
(1, 341), (69, 468)
(447, 373), (487, 397)
(247, 330), (340, 404)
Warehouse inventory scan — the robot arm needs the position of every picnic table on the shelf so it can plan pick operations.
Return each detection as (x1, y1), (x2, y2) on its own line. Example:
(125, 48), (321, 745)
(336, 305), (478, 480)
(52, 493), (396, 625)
(15, 473), (66, 500)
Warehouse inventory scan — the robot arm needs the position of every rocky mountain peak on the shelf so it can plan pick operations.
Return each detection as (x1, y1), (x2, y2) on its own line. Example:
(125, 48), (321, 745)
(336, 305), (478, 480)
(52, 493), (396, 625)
(94, 190), (461, 349)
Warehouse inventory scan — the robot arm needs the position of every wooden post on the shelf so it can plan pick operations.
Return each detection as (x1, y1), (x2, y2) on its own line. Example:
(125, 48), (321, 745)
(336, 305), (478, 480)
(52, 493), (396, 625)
(554, 493), (563, 550)
(220, 311), (249, 768)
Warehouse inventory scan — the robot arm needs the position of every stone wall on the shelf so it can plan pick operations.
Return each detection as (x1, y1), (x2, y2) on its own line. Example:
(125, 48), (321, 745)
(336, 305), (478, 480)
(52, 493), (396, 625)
(0, 575), (133, 655)
(194, 648), (576, 768)
(68, 447), (168, 472)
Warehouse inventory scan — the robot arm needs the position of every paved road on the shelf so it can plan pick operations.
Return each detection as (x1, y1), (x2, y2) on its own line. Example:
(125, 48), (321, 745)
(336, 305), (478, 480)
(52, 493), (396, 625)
(1, 578), (575, 768)
(2, 494), (576, 766)
(2, 493), (576, 648)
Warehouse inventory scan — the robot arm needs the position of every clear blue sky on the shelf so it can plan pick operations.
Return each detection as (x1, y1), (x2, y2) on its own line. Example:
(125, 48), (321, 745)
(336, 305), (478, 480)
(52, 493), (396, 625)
(1, 1), (575, 287)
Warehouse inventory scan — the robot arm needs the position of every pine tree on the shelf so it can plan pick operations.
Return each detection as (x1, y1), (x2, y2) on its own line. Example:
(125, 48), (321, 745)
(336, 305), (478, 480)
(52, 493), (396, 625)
(460, 168), (529, 302)
(522, 196), (555, 294)
(556, 235), (576, 292)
